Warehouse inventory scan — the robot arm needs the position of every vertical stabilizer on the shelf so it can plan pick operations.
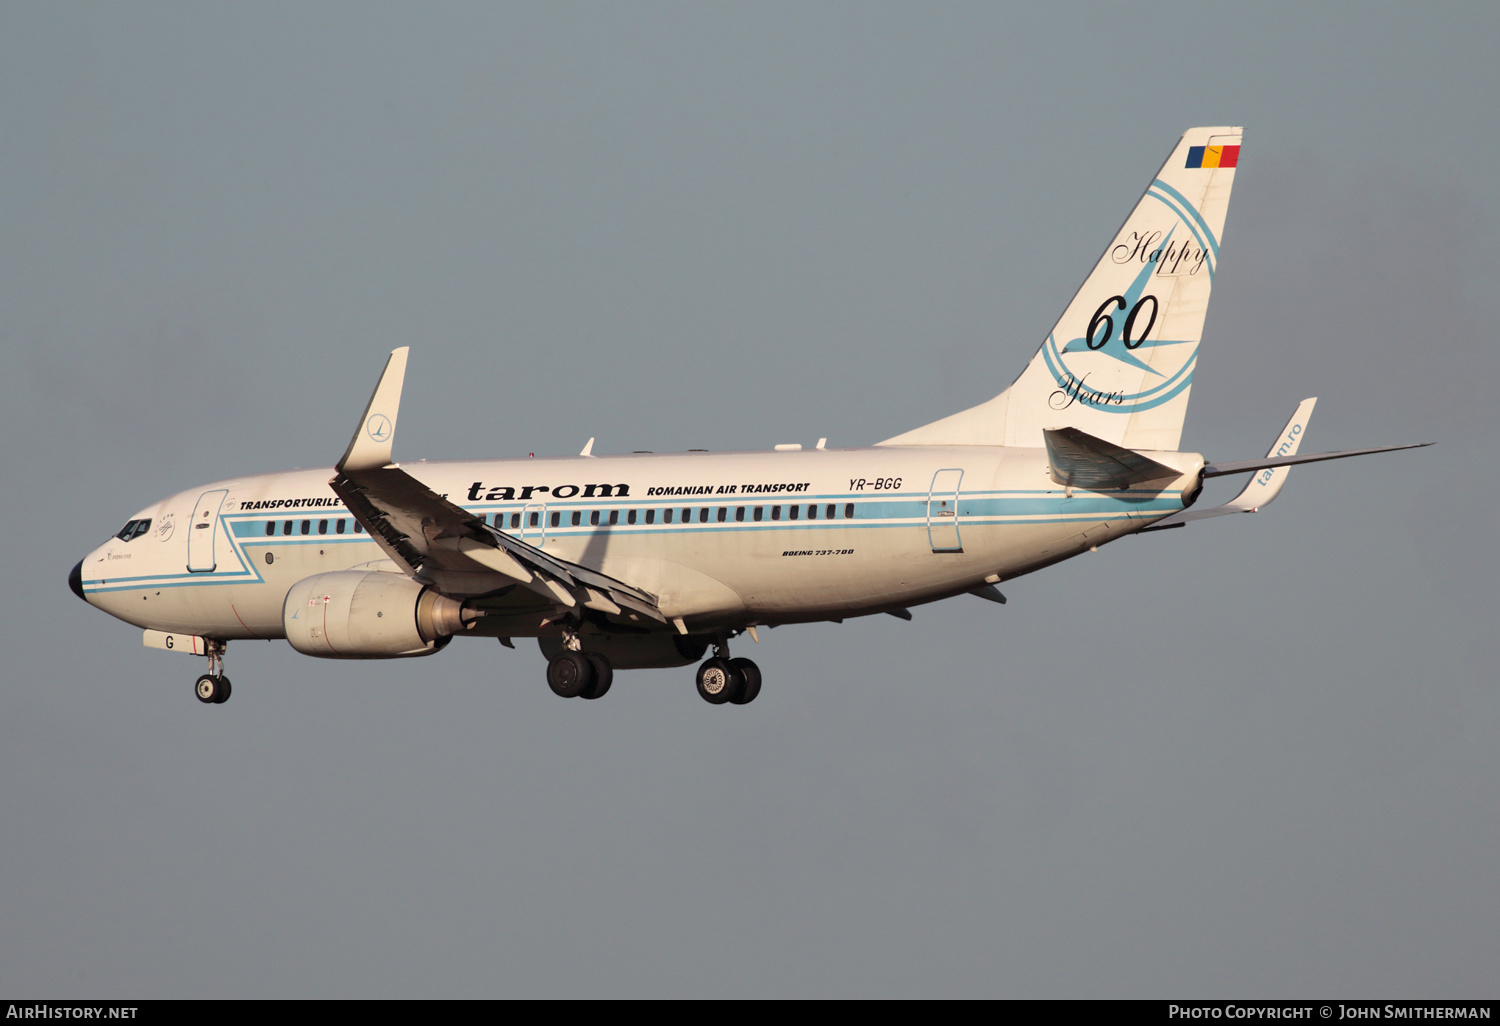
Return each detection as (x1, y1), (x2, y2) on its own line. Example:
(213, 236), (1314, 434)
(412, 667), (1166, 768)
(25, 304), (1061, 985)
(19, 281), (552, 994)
(881, 127), (1241, 451)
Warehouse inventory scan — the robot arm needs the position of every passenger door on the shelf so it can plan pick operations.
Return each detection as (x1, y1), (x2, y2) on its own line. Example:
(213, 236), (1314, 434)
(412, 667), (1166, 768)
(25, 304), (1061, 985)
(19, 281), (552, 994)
(926, 469), (964, 552)
(186, 489), (228, 572)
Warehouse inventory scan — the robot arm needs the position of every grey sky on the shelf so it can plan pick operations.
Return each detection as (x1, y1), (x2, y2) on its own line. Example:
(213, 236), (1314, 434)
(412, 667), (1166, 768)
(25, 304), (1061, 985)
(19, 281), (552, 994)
(2, 3), (1496, 997)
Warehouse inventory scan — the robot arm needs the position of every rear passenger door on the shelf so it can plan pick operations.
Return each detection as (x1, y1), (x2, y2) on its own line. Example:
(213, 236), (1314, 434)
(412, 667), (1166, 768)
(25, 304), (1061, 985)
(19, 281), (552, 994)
(926, 470), (964, 552)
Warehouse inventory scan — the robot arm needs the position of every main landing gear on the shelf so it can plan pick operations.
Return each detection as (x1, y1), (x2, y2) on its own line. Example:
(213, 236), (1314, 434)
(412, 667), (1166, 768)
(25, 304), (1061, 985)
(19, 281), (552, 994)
(541, 631), (762, 705)
(695, 640), (761, 706)
(195, 640), (231, 705)
(545, 634), (613, 700)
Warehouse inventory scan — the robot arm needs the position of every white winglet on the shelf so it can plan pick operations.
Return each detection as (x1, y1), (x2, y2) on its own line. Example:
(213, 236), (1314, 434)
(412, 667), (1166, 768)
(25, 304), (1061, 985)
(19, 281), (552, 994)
(337, 348), (409, 473)
(1212, 397), (1317, 513)
(1152, 397), (1317, 527)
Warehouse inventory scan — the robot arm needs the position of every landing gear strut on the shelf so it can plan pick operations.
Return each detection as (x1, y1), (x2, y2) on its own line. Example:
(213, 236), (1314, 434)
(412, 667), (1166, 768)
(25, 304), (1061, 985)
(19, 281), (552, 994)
(195, 640), (231, 705)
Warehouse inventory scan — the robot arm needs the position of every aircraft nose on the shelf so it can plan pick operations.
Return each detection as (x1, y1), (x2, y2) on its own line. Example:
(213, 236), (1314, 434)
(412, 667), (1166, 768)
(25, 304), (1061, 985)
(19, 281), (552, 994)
(69, 559), (86, 602)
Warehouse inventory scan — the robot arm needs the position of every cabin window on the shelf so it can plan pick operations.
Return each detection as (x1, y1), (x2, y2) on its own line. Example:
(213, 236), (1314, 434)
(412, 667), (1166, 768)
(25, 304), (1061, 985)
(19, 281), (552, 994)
(735, 507), (745, 522)
(771, 506), (781, 521)
(283, 521), (293, 536)
(336, 519), (346, 534)
(827, 504), (836, 519)
(609, 510), (619, 526)
(699, 508), (710, 523)
(663, 508), (673, 524)
(788, 505), (799, 521)
(589, 510), (600, 526)
(301, 520), (311, 535)
(265, 521), (275, 537)
(682, 508), (692, 523)
(754, 507), (763, 522)
(318, 519), (328, 535)
(530, 512), (540, 528)
(550, 512), (561, 528)
(717, 507), (727, 522)
(646, 509), (656, 524)
(354, 521), (364, 533)
(845, 503), (854, 519)
(511, 513), (521, 529)
(570, 511), (581, 527)
(627, 510), (637, 525)
(807, 504), (817, 520)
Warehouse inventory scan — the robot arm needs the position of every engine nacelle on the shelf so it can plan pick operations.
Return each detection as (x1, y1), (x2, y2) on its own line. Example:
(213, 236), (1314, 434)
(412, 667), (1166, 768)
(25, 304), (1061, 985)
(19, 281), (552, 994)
(283, 571), (470, 659)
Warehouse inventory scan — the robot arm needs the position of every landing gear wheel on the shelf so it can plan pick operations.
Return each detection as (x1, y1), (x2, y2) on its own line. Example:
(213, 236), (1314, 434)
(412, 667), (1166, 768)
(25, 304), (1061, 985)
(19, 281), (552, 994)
(696, 657), (742, 705)
(195, 674), (224, 704)
(213, 676), (232, 704)
(547, 652), (595, 698)
(581, 654), (613, 700)
(727, 659), (760, 705)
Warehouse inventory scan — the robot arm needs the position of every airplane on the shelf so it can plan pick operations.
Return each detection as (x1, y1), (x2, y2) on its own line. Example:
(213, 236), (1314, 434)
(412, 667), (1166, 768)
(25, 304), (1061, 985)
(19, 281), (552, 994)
(68, 126), (1428, 706)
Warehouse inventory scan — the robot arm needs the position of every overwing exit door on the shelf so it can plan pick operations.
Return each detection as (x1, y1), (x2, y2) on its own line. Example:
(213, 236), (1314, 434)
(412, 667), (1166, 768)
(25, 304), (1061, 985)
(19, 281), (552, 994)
(521, 503), (548, 545)
(926, 469), (964, 552)
(187, 489), (228, 572)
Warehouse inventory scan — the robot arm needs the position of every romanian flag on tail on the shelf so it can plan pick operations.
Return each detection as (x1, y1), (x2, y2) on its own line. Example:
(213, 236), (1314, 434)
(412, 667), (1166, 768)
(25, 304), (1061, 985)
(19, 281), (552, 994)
(1186, 144), (1240, 169)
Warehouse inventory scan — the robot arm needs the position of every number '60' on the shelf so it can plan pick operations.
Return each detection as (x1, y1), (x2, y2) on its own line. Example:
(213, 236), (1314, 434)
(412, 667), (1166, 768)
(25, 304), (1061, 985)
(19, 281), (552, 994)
(1085, 295), (1158, 351)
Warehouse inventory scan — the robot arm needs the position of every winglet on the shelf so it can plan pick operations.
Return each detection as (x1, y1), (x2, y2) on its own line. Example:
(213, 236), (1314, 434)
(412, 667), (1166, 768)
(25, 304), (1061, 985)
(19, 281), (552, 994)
(1145, 397), (1317, 529)
(337, 348), (409, 473)
(1215, 397), (1317, 510)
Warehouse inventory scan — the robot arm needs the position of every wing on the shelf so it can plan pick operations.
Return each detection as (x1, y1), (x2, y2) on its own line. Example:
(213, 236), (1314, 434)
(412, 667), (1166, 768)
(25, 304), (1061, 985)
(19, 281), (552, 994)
(330, 349), (668, 628)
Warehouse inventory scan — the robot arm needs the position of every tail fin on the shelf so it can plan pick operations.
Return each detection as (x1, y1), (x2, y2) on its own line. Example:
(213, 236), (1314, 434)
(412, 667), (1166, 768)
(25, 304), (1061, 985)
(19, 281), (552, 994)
(881, 126), (1242, 451)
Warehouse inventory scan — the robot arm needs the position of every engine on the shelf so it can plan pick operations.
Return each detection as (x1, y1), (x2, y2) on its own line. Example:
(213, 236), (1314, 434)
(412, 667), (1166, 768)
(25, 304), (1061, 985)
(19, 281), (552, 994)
(283, 571), (471, 659)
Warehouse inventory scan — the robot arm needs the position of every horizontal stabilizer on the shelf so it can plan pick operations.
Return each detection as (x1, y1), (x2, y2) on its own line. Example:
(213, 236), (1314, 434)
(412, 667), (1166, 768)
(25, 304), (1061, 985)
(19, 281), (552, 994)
(1147, 398), (1317, 529)
(1146, 399), (1430, 531)
(1044, 426), (1179, 490)
(1203, 442), (1429, 478)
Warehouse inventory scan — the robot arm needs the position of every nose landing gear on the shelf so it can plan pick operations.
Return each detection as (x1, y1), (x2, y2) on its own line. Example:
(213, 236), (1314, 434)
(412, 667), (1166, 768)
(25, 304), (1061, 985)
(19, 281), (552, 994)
(194, 640), (231, 705)
(195, 674), (231, 704)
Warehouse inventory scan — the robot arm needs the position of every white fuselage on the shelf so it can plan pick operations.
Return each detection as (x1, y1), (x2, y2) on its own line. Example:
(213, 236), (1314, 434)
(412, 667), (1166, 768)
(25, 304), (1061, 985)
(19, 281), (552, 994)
(77, 444), (1199, 641)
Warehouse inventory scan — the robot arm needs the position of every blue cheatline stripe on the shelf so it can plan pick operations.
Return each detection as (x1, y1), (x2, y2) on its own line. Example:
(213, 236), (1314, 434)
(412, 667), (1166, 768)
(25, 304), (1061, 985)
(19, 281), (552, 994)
(89, 493), (1187, 593)
(1149, 178), (1219, 256)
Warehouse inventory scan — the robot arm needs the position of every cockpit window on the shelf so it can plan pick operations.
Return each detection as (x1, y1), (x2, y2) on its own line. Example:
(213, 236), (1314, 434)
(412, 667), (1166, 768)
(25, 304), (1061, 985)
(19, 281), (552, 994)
(115, 519), (152, 542)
